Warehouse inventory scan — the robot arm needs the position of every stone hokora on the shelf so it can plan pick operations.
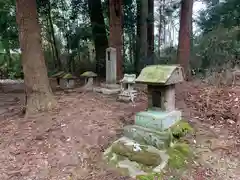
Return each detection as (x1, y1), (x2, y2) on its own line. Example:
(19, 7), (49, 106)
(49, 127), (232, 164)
(123, 125), (172, 149)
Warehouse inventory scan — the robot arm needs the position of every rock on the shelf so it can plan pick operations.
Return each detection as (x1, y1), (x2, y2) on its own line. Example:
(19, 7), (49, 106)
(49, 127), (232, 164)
(123, 125), (172, 149)
(111, 137), (162, 166)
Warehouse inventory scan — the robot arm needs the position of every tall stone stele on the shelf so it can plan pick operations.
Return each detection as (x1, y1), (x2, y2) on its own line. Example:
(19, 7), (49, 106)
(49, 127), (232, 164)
(106, 47), (117, 84)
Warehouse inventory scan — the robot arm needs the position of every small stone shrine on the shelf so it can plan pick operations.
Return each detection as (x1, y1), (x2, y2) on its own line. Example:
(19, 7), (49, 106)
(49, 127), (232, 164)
(50, 71), (65, 89)
(118, 74), (137, 104)
(59, 73), (76, 89)
(103, 65), (187, 178)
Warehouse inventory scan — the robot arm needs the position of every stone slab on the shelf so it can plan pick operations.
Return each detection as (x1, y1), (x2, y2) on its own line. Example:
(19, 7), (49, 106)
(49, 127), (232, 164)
(123, 125), (172, 149)
(94, 87), (121, 95)
(135, 110), (181, 131)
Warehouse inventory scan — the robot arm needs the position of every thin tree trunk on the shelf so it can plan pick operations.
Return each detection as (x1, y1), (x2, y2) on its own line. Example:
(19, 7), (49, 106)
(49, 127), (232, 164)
(147, 0), (154, 60)
(135, 0), (141, 73)
(88, 0), (108, 76)
(177, 0), (193, 79)
(109, 0), (123, 80)
(47, 0), (61, 70)
(16, 0), (57, 114)
(158, 1), (162, 57)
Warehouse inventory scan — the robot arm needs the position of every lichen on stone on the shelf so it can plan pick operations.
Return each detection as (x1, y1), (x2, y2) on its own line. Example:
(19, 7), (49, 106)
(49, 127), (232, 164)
(135, 65), (180, 84)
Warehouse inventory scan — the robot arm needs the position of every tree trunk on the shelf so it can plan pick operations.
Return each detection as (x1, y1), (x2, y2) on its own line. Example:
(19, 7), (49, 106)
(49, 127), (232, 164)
(88, 0), (108, 76)
(16, 0), (57, 114)
(147, 0), (154, 60)
(140, 0), (148, 67)
(135, 0), (141, 73)
(109, 0), (123, 80)
(177, 0), (193, 79)
(47, 0), (61, 70)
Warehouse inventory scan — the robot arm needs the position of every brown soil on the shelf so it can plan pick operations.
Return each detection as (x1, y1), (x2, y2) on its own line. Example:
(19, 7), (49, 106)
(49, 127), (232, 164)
(0, 81), (239, 180)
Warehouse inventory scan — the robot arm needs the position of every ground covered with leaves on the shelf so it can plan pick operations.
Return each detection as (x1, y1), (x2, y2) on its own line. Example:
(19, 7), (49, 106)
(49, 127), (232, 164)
(0, 81), (239, 180)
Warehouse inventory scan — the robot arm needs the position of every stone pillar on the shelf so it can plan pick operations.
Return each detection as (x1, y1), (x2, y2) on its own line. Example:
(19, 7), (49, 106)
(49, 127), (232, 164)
(106, 47), (117, 84)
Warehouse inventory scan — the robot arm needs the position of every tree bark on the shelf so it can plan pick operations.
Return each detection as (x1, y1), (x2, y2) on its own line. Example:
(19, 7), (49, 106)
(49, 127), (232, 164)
(88, 0), (108, 76)
(47, 0), (61, 70)
(139, 0), (148, 67)
(16, 0), (57, 114)
(109, 0), (123, 80)
(135, 0), (141, 73)
(147, 0), (154, 59)
(177, 0), (193, 79)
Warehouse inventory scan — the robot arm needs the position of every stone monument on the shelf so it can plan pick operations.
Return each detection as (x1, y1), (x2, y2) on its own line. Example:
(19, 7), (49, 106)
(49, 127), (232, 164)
(103, 65), (186, 178)
(94, 47), (121, 95)
(106, 47), (117, 84)
(118, 74), (137, 104)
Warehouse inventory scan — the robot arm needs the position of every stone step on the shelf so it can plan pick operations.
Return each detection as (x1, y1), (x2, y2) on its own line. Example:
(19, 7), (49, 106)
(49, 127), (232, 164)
(123, 125), (172, 149)
(135, 110), (181, 131)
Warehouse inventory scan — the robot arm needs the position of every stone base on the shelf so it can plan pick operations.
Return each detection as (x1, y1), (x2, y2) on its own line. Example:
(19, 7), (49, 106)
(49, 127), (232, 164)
(100, 83), (120, 89)
(94, 83), (121, 95)
(123, 125), (172, 149)
(135, 110), (181, 131)
(103, 137), (169, 178)
(118, 90), (137, 102)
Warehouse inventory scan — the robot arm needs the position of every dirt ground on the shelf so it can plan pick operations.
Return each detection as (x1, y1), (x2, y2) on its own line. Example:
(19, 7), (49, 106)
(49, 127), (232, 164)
(0, 81), (239, 180)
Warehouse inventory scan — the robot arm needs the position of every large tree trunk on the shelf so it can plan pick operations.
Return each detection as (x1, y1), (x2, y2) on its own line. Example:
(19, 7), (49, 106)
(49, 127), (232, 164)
(88, 0), (108, 76)
(139, 0), (148, 67)
(109, 0), (123, 80)
(147, 0), (154, 60)
(16, 0), (57, 114)
(177, 0), (193, 79)
(135, 0), (141, 74)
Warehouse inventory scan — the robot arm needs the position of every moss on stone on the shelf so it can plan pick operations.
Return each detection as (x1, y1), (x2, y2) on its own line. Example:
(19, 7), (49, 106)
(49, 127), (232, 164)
(62, 73), (74, 79)
(81, 71), (97, 77)
(51, 71), (65, 78)
(170, 121), (193, 139)
(135, 65), (180, 84)
(111, 141), (162, 166)
(136, 173), (163, 180)
(167, 143), (192, 169)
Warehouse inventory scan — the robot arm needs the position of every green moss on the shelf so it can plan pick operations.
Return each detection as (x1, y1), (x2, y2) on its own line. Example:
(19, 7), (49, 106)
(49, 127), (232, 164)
(135, 65), (180, 84)
(63, 73), (74, 79)
(170, 121), (193, 139)
(51, 71), (65, 78)
(167, 143), (192, 169)
(136, 173), (162, 180)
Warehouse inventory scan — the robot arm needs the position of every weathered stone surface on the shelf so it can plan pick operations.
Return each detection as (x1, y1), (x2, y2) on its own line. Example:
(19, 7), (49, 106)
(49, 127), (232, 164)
(135, 65), (184, 85)
(111, 137), (162, 166)
(59, 79), (75, 89)
(135, 110), (181, 131)
(106, 47), (117, 84)
(123, 125), (172, 149)
(103, 137), (169, 178)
